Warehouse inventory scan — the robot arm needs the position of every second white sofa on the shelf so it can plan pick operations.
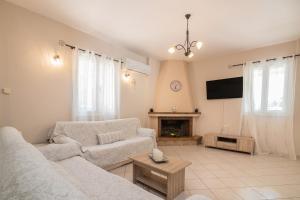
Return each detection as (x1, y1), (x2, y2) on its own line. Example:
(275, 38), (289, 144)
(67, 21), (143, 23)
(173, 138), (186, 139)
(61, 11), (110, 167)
(50, 118), (156, 169)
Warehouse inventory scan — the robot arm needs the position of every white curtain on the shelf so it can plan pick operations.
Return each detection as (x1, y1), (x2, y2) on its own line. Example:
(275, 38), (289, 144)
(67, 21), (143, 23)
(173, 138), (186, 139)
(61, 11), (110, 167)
(241, 57), (297, 159)
(72, 49), (120, 121)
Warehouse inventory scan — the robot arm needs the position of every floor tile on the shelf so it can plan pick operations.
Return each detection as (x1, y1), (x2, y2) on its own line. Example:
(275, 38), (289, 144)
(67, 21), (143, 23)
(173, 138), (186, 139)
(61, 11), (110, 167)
(203, 164), (223, 171)
(174, 191), (191, 200)
(211, 188), (242, 200)
(253, 185), (300, 199)
(211, 170), (234, 178)
(185, 168), (198, 180)
(201, 178), (227, 189)
(238, 176), (265, 187)
(232, 187), (265, 200)
(194, 170), (217, 179)
(189, 189), (218, 200)
(219, 177), (248, 188)
(185, 179), (208, 190)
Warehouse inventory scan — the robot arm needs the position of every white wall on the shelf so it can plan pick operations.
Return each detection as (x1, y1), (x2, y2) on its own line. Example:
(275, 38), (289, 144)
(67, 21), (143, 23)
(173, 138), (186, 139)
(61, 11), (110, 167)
(189, 40), (300, 155)
(0, 1), (160, 143)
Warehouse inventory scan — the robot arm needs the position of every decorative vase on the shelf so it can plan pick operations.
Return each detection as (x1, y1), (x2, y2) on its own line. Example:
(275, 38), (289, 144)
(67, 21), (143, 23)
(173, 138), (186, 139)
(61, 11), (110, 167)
(152, 148), (163, 161)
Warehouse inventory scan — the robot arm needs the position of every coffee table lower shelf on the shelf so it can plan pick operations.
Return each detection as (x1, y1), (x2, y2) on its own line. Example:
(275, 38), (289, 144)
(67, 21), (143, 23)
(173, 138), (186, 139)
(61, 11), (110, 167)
(135, 173), (167, 194)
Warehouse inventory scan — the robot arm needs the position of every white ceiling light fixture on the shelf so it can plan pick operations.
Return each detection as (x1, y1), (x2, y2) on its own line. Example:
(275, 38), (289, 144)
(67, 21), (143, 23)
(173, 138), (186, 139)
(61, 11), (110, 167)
(168, 14), (203, 58)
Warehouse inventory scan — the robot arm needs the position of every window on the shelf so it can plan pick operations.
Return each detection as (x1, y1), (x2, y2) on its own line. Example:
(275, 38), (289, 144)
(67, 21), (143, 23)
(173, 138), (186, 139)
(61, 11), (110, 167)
(251, 60), (288, 114)
(252, 68), (263, 111)
(267, 66), (285, 111)
(77, 53), (96, 112)
(72, 50), (120, 121)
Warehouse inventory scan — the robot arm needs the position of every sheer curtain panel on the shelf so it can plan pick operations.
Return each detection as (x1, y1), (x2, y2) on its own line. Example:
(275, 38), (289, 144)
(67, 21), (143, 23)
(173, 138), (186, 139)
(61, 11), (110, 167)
(241, 57), (297, 159)
(72, 49), (120, 121)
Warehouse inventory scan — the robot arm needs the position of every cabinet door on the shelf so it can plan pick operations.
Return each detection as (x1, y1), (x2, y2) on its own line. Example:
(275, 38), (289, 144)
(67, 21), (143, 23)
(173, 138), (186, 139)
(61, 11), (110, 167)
(238, 139), (254, 154)
(204, 135), (216, 147)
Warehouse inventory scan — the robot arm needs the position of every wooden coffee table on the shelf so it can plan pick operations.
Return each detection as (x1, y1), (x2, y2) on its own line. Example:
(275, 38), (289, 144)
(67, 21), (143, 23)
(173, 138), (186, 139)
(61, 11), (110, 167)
(130, 153), (191, 200)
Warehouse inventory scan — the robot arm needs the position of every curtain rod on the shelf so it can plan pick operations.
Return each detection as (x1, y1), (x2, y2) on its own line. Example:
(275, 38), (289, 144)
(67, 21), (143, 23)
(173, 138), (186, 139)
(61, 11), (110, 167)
(228, 53), (300, 68)
(59, 40), (124, 64)
(59, 40), (150, 76)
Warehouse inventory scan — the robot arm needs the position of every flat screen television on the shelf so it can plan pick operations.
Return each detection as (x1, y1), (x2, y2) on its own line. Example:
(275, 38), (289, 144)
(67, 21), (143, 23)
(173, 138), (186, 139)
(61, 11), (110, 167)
(206, 77), (243, 99)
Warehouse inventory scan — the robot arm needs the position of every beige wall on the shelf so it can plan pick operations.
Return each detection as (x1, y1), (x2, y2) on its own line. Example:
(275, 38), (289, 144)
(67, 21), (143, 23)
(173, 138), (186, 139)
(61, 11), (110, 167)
(121, 58), (160, 127)
(0, 16), (3, 126)
(155, 60), (194, 112)
(188, 40), (300, 155)
(0, 27), (5, 126)
(0, 1), (160, 143)
(294, 39), (300, 155)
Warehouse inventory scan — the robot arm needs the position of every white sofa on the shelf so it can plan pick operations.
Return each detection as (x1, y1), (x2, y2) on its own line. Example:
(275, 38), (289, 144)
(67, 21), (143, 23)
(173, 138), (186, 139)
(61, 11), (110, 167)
(49, 118), (156, 169)
(0, 126), (161, 200)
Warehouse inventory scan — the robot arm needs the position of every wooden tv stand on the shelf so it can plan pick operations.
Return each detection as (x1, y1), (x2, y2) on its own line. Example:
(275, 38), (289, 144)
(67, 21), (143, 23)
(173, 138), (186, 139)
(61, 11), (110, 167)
(203, 133), (255, 155)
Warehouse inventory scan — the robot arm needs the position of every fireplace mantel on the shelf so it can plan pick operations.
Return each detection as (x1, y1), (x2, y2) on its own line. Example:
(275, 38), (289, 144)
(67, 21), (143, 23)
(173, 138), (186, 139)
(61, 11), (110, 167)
(148, 112), (201, 117)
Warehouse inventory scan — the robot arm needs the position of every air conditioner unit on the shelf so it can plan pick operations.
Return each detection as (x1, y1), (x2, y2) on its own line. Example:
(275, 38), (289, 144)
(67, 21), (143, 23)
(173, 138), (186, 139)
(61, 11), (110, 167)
(125, 58), (151, 75)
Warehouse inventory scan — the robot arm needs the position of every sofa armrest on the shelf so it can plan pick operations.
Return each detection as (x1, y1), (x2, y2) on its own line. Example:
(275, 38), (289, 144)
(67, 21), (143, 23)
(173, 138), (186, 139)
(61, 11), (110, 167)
(52, 135), (88, 153)
(36, 143), (82, 162)
(137, 128), (157, 148)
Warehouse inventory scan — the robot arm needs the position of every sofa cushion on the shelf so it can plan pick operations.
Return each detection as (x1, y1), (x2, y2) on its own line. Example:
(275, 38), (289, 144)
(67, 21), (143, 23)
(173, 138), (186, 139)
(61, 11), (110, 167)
(84, 137), (154, 167)
(97, 130), (124, 145)
(57, 156), (162, 200)
(104, 118), (140, 139)
(0, 127), (89, 200)
(53, 135), (82, 145)
(52, 121), (106, 146)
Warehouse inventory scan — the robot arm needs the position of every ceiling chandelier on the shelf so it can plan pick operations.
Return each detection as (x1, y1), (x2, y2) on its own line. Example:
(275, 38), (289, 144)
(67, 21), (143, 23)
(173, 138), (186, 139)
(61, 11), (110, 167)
(168, 14), (203, 58)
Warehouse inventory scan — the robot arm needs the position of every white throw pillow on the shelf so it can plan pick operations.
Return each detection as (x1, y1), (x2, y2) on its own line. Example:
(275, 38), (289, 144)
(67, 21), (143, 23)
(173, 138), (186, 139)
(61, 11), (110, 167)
(97, 130), (124, 145)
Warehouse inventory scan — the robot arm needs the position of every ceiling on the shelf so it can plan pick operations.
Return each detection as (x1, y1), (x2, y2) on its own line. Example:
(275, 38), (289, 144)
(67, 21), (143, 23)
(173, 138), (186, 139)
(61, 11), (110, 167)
(6, 0), (300, 61)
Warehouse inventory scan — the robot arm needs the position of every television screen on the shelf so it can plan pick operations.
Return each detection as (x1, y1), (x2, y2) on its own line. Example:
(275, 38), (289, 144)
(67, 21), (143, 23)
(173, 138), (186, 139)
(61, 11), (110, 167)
(206, 77), (243, 99)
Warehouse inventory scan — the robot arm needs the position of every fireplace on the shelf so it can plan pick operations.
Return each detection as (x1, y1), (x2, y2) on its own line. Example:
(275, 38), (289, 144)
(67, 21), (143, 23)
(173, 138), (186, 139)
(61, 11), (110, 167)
(158, 117), (192, 137)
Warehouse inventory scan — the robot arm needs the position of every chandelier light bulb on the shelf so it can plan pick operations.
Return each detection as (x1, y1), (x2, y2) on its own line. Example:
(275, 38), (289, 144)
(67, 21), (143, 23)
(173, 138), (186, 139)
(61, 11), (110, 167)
(168, 47), (175, 54)
(188, 52), (194, 58)
(196, 41), (203, 49)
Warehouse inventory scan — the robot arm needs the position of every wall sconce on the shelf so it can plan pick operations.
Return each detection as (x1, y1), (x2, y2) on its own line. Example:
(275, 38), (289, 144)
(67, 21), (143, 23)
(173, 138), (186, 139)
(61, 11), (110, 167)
(122, 68), (136, 86)
(123, 71), (131, 82)
(51, 40), (65, 67)
(51, 54), (63, 67)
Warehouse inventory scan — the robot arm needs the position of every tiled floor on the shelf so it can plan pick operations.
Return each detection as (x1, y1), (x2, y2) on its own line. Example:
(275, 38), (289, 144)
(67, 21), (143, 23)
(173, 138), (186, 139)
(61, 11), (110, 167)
(109, 145), (300, 200)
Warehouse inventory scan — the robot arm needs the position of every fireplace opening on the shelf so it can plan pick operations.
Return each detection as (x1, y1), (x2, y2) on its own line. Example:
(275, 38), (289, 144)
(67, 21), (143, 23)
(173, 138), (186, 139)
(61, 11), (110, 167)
(159, 117), (192, 137)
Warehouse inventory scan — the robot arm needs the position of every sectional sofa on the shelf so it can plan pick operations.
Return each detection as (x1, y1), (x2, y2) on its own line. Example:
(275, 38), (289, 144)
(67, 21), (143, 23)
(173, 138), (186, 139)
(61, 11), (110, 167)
(0, 126), (162, 200)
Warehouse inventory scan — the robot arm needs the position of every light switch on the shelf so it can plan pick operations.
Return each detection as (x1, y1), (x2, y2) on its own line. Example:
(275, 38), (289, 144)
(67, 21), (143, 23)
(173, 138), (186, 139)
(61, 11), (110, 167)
(2, 88), (12, 95)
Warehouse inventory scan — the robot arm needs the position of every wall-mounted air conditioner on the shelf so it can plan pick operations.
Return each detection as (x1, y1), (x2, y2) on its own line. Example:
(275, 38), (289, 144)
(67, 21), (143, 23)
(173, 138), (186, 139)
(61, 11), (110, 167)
(125, 58), (151, 75)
